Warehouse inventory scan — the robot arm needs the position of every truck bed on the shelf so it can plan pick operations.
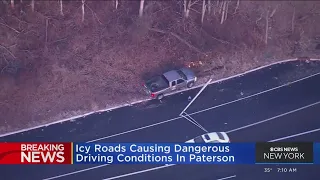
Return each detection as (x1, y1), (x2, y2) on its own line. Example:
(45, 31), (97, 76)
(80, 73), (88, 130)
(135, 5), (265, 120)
(145, 75), (170, 92)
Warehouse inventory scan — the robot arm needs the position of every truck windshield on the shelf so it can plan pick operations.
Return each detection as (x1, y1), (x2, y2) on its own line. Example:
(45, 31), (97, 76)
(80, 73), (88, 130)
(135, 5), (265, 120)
(177, 70), (187, 80)
(161, 75), (170, 86)
(216, 132), (225, 140)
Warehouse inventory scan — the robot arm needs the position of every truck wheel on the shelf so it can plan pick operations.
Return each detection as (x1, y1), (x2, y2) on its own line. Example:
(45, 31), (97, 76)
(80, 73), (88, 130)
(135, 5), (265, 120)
(187, 81), (194, 88)
(157, 94), (164, 100)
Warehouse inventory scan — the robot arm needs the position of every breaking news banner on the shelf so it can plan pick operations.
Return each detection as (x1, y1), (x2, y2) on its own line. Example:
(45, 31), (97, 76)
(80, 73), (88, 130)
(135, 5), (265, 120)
(0, 143), (72, 164)
(255, 142), (314, 164)
(0, 142), (319, 164)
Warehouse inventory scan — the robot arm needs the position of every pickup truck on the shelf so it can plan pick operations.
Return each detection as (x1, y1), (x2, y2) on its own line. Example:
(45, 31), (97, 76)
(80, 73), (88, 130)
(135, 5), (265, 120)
(144, 68), (197, 100)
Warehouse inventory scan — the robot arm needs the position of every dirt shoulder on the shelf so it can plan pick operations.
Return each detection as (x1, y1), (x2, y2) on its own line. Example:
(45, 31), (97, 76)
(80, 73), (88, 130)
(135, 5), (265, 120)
(0, 1), (320, 134)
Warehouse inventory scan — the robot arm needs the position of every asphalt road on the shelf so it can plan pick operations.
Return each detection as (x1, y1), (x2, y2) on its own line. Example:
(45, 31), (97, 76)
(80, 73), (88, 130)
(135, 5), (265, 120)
(1, 60), (320, 180)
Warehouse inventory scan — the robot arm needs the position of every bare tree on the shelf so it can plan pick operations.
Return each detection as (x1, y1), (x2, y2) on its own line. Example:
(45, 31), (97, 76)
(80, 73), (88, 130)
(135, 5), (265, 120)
(220, 0), (226, 24)
(234, 0), (240, 14)
(291, 6), (295, 33)
(224, 0), (229, 21)
(59, 0), (64, 16)
(184, 0), (188, 17)
(208, 0), (211, 14)
(82, 0), (85, 22)
(115, 0), (119, 9)
(139, 0), (145, 17)
(31, 0), (34, 12)
(183, 0), (235, 24)
(265, 10), (269, 44)
(184, 0), (198, 18)
(45, 18), (49, 45)
(201, 0), (206, 23)
(264, 4), (278, 44)
(216, 0), (230, 24)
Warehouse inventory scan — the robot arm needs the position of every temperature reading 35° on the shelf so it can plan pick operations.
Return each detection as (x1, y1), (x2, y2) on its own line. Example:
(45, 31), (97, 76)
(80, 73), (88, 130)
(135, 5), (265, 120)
(264, 168), (272, 173)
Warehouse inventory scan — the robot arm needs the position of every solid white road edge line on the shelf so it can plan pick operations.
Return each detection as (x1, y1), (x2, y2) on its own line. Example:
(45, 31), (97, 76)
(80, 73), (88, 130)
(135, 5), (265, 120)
(86, 116), (181, 143)
(89, 71), (320, 143)
(187, 71), (320, 116)
(42, 100), (320, 180)
(226, 100), (320, 133)
(1, 58), (310, 138)
(268, 128), (320, 142)
(216, 175), (237, 180)
(100, 128), (320, 180)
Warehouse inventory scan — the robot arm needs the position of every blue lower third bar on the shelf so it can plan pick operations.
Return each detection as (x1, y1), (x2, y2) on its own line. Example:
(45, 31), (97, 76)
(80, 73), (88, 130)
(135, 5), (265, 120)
(314, 143), (320, 164)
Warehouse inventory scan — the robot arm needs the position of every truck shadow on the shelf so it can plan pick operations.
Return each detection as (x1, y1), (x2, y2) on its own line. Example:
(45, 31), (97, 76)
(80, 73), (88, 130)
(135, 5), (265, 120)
(133, 99), (166, 109)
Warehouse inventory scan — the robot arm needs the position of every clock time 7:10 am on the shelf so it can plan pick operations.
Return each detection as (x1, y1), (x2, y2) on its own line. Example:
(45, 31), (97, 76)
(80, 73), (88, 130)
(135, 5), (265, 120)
(264, 167), (297, 173)
(277, 167), (297, 173)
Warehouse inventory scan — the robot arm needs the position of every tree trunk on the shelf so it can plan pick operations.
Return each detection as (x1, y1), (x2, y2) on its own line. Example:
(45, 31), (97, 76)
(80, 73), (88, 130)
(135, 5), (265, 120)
(115, 0), (119, 9)
(82, 0), (85, 22)
(139, 0), (145, 17)
(201, 0), (206, 23)
(59, 0), (64, 16)
(31, 0), (34, 12)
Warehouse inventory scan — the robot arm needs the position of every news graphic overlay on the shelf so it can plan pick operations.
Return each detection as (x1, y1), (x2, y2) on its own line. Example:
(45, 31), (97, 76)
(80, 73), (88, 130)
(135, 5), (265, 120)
(314, 143), (320, 164)
(0, 143), (72, 164)
(255, 142), (313, 164)
(1, 142), (317, 164)
(73, 143), (255, 164)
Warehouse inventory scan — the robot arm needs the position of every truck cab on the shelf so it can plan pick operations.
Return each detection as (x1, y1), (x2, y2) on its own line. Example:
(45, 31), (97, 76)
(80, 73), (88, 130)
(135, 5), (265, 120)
(144, 68), (197, 100)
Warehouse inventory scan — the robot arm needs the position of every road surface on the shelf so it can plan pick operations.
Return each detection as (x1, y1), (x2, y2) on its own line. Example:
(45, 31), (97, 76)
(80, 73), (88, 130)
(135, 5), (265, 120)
(1, 60), (320, 180)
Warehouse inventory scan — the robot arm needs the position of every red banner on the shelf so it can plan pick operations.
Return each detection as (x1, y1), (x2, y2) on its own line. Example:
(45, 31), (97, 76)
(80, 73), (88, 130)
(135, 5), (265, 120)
(0, 143), (72, 164)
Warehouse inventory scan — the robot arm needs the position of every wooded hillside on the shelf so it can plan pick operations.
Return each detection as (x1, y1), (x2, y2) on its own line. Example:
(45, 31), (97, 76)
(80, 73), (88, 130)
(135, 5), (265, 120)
(0, 0), (319, 133)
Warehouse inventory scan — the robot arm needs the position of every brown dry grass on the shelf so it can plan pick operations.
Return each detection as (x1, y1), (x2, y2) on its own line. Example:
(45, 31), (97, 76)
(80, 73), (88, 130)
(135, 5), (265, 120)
(0, 1), (320, 134)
